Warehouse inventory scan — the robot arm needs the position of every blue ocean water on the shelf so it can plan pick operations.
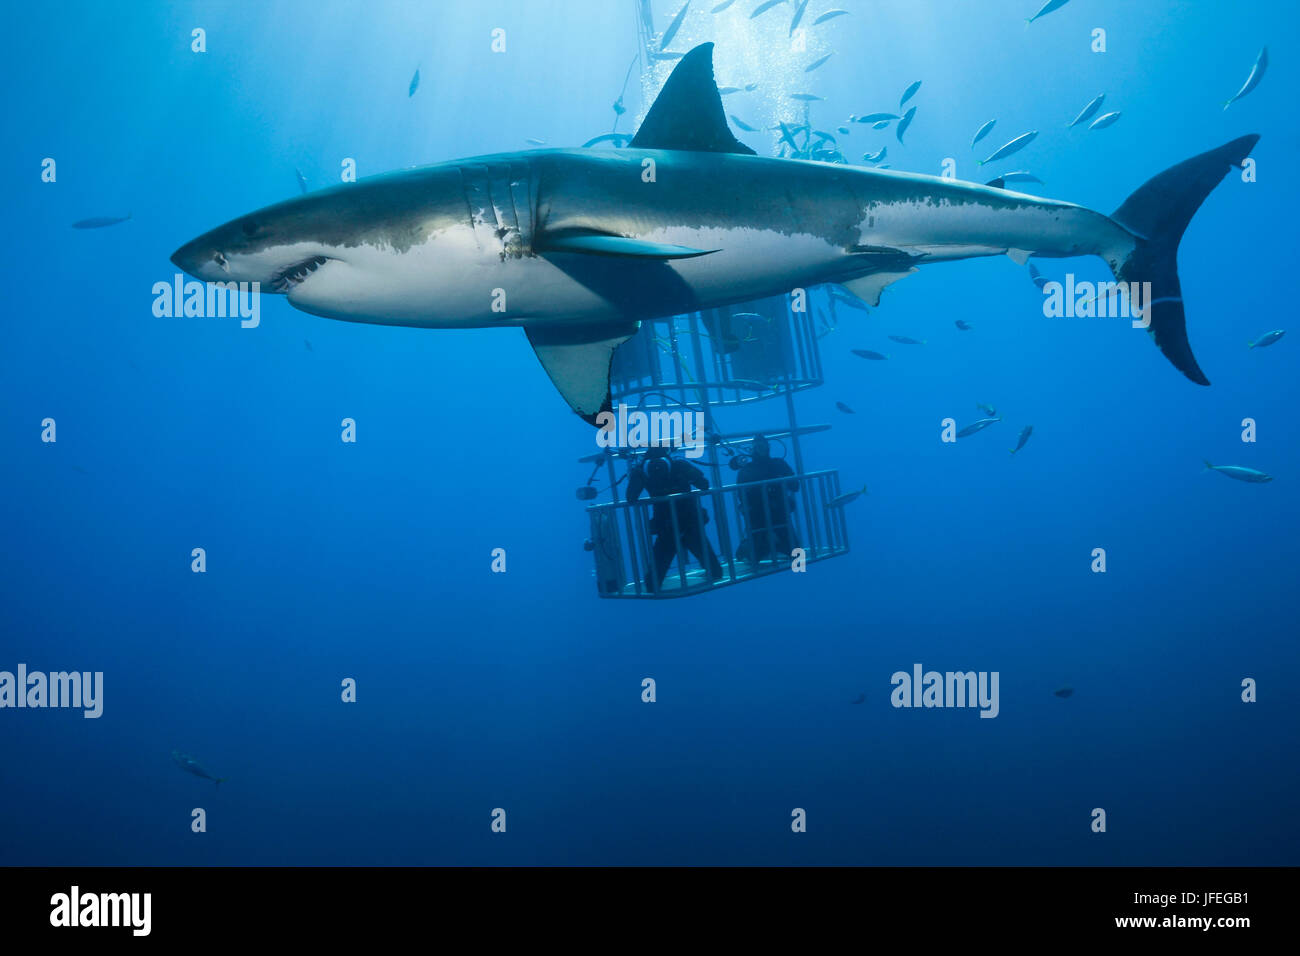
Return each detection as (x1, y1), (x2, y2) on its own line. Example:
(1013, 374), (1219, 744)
(1, 0), (1296, 866)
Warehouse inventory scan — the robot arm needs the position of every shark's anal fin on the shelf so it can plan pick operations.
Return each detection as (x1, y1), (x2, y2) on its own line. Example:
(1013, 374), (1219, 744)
(539, 234), (718, 259)
(525, 322), (639, 425)
(629, 43), (757, 156)
(840, 269), (918, 307)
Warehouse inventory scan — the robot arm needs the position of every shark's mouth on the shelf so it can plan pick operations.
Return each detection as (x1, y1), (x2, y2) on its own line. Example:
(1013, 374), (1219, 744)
(270, 255), (331, 293)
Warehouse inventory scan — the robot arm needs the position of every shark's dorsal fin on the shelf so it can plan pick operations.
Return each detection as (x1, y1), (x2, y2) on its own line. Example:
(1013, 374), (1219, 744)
(630, 43), (756, 155)
(526, 322), (639, 425)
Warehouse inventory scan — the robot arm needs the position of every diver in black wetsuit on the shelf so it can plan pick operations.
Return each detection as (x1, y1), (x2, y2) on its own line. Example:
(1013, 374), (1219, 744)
(736, 435), (800, 563)
(626, 446), (723, 591)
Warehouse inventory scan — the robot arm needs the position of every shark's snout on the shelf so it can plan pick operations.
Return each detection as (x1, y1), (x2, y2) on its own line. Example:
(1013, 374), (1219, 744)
(170, 235), (228, 281)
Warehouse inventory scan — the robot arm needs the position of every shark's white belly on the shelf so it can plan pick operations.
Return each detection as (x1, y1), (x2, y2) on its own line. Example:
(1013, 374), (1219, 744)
(287, 223), (844, 329)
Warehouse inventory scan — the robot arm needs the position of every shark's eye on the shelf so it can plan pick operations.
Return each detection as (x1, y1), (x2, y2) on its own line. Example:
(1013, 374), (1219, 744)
(241, 218), (258, 237)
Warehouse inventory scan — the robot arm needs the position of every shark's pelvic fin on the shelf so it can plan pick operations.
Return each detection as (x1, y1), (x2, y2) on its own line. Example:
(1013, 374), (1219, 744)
(839, 269), (919, 307)
(526, 322), (639, 425)
(539, 234), (718, 259)
(630, 43), (757, 156)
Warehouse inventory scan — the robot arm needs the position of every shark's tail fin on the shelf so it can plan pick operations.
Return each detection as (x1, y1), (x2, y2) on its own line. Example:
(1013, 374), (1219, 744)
(1107, 135), (1259, 386)
(214, 777), (225, 789)
(1203, 460), (1215, 472)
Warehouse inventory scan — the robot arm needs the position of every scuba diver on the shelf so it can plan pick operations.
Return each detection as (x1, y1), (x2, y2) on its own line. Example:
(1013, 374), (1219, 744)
(626, 445), (723, 592)
(736, 435), (800, 564)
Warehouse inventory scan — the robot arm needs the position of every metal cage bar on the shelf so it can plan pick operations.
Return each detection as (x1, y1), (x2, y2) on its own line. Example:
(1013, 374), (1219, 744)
(588, 469), (851, 599)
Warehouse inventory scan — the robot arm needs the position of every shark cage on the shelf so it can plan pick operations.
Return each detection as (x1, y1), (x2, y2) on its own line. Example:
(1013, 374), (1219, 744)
(571, 0), (854, 599)
(576, 296), (852, 600)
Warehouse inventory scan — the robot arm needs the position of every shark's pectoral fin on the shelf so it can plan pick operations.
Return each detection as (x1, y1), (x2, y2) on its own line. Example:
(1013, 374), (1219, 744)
(539, 233), (718, 259)
(840, 269), (919, 308)
(525, 322), (639, 425)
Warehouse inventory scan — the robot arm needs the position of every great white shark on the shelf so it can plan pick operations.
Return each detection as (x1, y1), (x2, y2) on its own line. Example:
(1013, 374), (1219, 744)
(171, 43), (1258, 424)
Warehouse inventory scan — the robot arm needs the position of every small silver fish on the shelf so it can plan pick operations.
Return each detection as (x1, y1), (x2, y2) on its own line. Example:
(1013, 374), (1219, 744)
(1026, 0), (1070, 24)
(955, 319), (972, 331)
(1068, 93), (1105, 128)
(872, 120), (890, 130)
(856, 112), (898, 123)
(896, 106), (916, 144)
(956, 417), (1001, 438)
(790, 92), (824, 101)
(729, 114), (758, 132)
(408, 68), (419, 97)
(525, 137), (547, 146)
(812, 9), (849, 24)
(976, 403), (997, 417)
(978, 131), (1037, 166)
(789, 0), (810, 35)
(1203, 461), (1272, 483)
(1010, 425), (1033, 454)
(835, 401), (855, 414)
(1248, 329), (1285, 349)
(1054, 686), (1074, 698)
(72, 213), (131, 229)
(750, 0), (782, 18)
(173, 751), (225, 787)
(718, 86), (742, 95)
(711, 0), (738, 11)
(985, 171), (1042, 189)
(851, 349), (889, 360)
(827, 485), (868, 507)
(899, 80), (922, 107)
(887, 335), (925, 345)
(775, 121), (799, 149)
(660, 1), (690, 51)
(806, 52), (834, 72)
(1225, 46), (1267, 109)
(971, 119), (996, 148)
(1088, 111), (1122, 131)
(863, 146), (887, 163)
